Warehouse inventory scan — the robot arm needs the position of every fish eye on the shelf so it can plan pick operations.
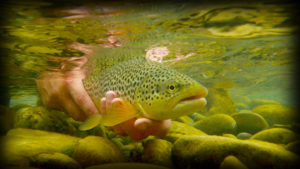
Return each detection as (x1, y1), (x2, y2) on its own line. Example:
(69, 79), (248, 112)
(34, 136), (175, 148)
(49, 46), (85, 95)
(167, 84), (177, 93)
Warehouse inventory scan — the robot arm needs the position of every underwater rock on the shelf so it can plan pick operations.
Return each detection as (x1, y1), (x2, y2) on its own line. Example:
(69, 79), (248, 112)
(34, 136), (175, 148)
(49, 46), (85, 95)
(235, 103), (249, 111)
(85, 162), (171, 169)
(285, 141), (300, 155)
(220, 155), (248, 169)
(236, 132), (252, 140)
(248, 99), (280, 109)
(173, 116), (193, 126)
(119, 142), (144, 162)
(188, 112), (206, 121)
(193, 114), (237, 135)
(222, 133), (237, 139)
(200, 88), (237, 116)
(252, 104), (296, 126)
(164, 121), (206, 143)
(72, 136), (125, 167)
(142, 139), (173, 168)
(13, 106), (75, 132)
(2, 128), (80, 168)
(32, 152), (80, 169)
(172, 135), (299, 169)
(250, 128), (297, 144)
(238, 110), (253, 114)
(231, 112), (269, 134)
(12, 106), (105, 137)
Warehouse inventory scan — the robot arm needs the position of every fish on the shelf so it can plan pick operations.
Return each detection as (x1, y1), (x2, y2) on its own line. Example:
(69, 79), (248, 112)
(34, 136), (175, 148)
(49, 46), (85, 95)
(79, 50), (207, 131)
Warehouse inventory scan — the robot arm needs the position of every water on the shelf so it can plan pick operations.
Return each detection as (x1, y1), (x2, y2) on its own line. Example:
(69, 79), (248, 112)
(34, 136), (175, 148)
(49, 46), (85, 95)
(0, 1), (298, 168)
(0, 0), (295, 108)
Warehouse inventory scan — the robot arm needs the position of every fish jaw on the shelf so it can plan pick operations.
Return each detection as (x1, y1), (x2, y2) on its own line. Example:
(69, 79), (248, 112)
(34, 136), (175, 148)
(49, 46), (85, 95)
(143, 84), (208, 120)
(171, 97), (207, 118)
(168, 85), (207, 119)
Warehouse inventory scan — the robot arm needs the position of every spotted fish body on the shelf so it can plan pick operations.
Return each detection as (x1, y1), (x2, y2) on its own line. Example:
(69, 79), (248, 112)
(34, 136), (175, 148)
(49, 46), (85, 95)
(80, 52), (207, 130)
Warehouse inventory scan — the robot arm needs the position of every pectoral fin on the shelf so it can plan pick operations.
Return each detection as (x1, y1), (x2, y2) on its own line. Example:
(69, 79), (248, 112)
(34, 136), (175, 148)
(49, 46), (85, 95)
(101, 99), (137, 126)
(79, 114), (102, 131)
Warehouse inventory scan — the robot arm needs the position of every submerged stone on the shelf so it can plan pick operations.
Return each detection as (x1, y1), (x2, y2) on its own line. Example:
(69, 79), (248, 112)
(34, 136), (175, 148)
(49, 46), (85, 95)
(236, 132), (252, 140)
(188, 112), (206, 121)
(119, 142), (144, 162)
(285, 141), (300, 155)
(32, 152), (80, 169)
(2, 128), (80, 168)
(252, 104), (296, 126)
(250, 128), (297, 144)
(172, 135), (299, 169)
(222, 133), (237, 139)
(235, 103), (249, 111)
(164, 121), (206, 143)
(12, 106), (105, 137)
(72, 136), (125, 167)
(142, 139), (173, 168)
(248, 99), (280, 109)
(85, 163), (170, 169)
(220, 155), (248, 169)
(173, 116), (193, 126)
(231, 112), (269, 134)
(193, 114), (237, 135)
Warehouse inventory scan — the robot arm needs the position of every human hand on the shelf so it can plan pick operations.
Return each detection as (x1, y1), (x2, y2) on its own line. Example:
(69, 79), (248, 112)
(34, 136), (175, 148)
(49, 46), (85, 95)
(36, 56), (98, 121)
(102, 91), (171, 141)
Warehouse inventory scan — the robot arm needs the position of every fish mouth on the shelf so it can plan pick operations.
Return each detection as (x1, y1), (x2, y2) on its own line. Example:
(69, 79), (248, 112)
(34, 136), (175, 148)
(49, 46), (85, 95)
(177, 95), (204, 104)
(175, 94), (207, 109)
(170, 87), (208, 118)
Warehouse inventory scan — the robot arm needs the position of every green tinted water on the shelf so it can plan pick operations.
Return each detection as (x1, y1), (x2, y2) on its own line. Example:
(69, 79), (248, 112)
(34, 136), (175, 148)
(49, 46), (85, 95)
(0, 0), (295, 108)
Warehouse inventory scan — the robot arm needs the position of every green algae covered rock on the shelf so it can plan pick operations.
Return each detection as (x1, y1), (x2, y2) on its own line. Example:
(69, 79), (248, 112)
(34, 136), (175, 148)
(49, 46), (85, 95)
(72, 136), (125, 167)
(2, 128), (80, 168)
(85, 163), (170, 169)
(222, 133), (237, 139)
(250, 128), (297, 144)
(249, 99), (280, 109)
(236, 132), (252, 140)
(164, 121), (206, 143)
(285, 141), (300, 155)
(220, 155), (248, 169)
(231, 112), (269, 134)
(12, 106), (105, 137)
(172, 135), (299, 169)
(32, 152), (80, 169)
(120, 142), (144, 162)
(235, 103), (249, 111)
(142, 139), (173, 168)
(200, 88), (237, 116)
(189, 112), (206, 121)
(252, 104), (296, 126)
(173, 115), (193, 126)
(193, 114), (237, 135)
(13, 106), (68, 130)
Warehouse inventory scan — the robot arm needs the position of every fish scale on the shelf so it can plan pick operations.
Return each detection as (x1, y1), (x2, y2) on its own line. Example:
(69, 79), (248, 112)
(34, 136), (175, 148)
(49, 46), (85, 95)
(80, 50), (207, 129)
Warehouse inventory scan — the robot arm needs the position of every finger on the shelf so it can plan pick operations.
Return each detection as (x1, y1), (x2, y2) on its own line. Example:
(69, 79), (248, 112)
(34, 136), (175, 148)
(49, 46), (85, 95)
(111, 98), (122, 106)
(100, 98), (106, 113)
(134, 118), (151, 130)
(67, 78), (99, 116)
(150, 119), (171, 138)
(120, 119), (148, 141)
(59, 91), (87, 121)
(105, 91), (117, 109)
